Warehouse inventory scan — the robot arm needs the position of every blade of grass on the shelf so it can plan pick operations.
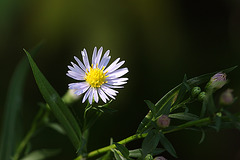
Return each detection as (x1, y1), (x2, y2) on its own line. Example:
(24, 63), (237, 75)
(24, 49), (82, 151)
(0, 42), (43, 160)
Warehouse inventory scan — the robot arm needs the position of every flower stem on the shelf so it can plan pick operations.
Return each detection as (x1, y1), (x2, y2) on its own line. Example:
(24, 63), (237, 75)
(12, 107), (48, 160)
(75, 117), (211, 160)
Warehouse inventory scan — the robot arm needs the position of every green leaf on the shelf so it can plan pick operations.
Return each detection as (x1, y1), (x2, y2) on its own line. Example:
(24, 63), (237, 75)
(156, 96), (174, 117)
(47, 123), (66, 135)
(113, 149), (126, 160)
(142, 129), (161, 158)
(223, 109), (240, 131)
(21, 149), (61, 160)
(159, 132), (177, 158)
(0, 42), (43, 160)
(24, 49), (82, 151)
(215, 115), (222, 132)
(137, 66), (237, 133)
(144, 100), (156, 118)
(198, 128), (205, 144)
(114, 142), (129, 159)
(129, 149), (142, 158)
(174, 74), (190, 105)
(201, 92), (216, 117)
(152, 148), (165, 156)
(136, 111), (154, 133)
(144, 154), (153, 160)
(169, 112), (199, 121)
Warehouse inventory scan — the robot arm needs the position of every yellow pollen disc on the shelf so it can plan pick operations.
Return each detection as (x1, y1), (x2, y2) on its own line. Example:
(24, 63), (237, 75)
(85, 65), (108, 88)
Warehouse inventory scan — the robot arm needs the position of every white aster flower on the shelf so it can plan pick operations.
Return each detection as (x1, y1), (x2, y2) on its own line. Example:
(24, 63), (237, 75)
(66, 47), (128, 104)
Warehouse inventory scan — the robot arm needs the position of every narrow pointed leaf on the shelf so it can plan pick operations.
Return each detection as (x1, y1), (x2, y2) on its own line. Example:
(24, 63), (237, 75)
(144, 100), (156, 117)
(0, 42), (43, 160)
(24, 49), (81, 150)
(159, 132), (177, 158)
(169, 112), (199, 121)
(113, 150), (126, 160)
(137, 66), (237, 133)
(114, 142), (129, 159)
(142, 129), (160, 158)
(174, 74), (190, 105)
(199, 128), (206, 144)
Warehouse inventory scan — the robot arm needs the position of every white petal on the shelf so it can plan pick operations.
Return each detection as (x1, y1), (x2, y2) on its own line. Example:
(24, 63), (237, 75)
(92, 47), (97, 67)
(70, 62), (85, 75)
(104, 58), (120, 72)
(97, 88), (109, 103)
(107, 68), (129, 79)
(81, 49), (90, 70)
(99, 50), (110, 66)
(99, 56), (111, 69)
(82, 87), (91, 103)
(68, 82), (89, 93)
(107, 60), (125, 73)
(68, 82), (88, 89)
(88, 88), (94, 104)
(106, 78), (128, 85)
(93, 88), (99, 103)
(74, 56), (86, 72)
(66, 71), (85, 80)
(101, 85), (118, 98)
(104, 84), (124, 89)
(95, 47), (103, 66)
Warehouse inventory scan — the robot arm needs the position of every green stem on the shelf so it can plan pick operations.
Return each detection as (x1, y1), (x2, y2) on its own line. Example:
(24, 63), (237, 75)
(12, 107), (48, 160)
(12, 121), (38, 160)
(74, 117), (211, 160)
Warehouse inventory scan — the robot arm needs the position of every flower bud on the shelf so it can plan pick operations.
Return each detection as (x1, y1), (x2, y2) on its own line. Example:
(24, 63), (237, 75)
(154, 156), (167, 160)
(219, 89), (234, 105)
(157, 115), (170, 128)
(62, 89), (81, 104)
(206, 72), (227, 90)
(191, 87), (201, 98)
(198, 91), (206, 101)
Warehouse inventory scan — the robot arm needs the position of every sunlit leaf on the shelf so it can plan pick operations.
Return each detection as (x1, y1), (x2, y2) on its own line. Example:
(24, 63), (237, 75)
(0, 42), (43, 160)
(114, 142), (129, 159)
(144, 100), (156, 118)
(129, 149), (142, 158)
(25, 49), (82, 151)
(113, 149), (126, 160)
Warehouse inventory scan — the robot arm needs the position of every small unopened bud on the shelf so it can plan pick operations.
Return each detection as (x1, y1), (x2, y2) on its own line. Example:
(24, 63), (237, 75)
(198, 91), (206, 101)
(154, 156), (167, 160)
(157, 115), (170, 128)
(62, 89), (81, 104)
(191, 87), (201, 98)
(206, 72), (227, 90)
(219, 89), (234, 105)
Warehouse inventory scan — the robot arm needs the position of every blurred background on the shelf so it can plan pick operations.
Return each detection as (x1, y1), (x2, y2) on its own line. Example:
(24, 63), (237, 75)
(1, 0), (240, 159)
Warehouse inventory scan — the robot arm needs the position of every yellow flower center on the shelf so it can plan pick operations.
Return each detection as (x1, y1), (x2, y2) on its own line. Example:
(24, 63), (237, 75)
(85, 65), (108, 88)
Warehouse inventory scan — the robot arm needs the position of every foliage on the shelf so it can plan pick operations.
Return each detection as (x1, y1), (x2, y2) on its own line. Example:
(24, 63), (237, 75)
(0, 44), (239, 160)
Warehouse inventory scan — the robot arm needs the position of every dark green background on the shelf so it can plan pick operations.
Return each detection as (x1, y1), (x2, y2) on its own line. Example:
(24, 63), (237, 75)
(1, 0), (240, 159)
